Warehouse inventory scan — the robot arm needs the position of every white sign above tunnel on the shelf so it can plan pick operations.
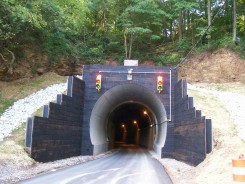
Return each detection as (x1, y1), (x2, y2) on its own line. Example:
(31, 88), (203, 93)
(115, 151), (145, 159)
(124, 60), (138, 66)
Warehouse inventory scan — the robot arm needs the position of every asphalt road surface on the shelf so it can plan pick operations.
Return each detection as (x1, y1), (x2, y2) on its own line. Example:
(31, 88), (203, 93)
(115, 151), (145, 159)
(17, 145), (173, 184)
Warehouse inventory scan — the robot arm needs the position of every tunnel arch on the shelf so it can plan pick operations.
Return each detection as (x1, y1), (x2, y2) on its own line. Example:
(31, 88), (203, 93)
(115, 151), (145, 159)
(90, 83), (168, 155)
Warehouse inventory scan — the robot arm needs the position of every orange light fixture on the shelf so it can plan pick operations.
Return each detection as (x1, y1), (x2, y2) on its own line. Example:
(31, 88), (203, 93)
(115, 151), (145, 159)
(96, 74), (102, 92)
(157, 76), (163, 93)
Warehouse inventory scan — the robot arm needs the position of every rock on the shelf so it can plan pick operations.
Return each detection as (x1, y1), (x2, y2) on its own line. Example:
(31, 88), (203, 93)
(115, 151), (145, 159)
(0, 67), (8, 79)
(52, 62), (83, 76)
(36, 67), (45, 75)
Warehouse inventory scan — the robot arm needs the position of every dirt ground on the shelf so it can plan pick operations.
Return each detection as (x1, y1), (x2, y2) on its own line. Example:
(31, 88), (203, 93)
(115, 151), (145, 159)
(179, 48), (245, 84)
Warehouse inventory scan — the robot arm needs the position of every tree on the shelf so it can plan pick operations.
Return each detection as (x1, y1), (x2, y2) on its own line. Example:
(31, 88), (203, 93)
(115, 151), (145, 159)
(207, 0), (211, 46)
(164, 0), (198, 42)
(233, 0), (237, 42)
(0, 0), (45, 74)
(120, 0), (165, 59)
(244, 0), (245, 36)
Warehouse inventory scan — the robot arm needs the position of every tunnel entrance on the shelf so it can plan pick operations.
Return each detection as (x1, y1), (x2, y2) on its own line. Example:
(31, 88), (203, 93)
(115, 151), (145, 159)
(108, 103), (156, 150)
(89, 83), (168, 156)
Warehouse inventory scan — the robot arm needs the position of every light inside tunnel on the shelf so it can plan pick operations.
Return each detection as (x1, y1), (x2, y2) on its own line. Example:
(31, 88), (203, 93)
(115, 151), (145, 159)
(108, 103), (155, 148)
(90, 83), (168, 156)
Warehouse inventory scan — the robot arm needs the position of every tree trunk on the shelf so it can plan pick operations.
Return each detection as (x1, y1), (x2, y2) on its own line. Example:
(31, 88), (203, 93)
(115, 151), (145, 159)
(170, 19), (173, 41)
(208, 0), (211, 46)
(83, 27), (86, 48)
(161, 0), (168, 38)
(244, 1), (245, 36)
(187, 10), (190, 34)
(129, 32), (133, 59)
(0, 53), (8, 63)
(191, 15), (195, 45)
(6, 49), (15, 75)
(163, 18), (168, 38)
(0, 49), (15, 74)
(232, 0), (237, 42)
(204, 0), (208, 17)
(178, 10), (183, 40)
(183, 11), (186, 37)
(170, 1), (173, 41)
(101, 0), (107, 32)
(208, 0), (211, 28)
(102, 11), (106, 30)
(224, 0), (229, 32)
(124, 32), (128, 59)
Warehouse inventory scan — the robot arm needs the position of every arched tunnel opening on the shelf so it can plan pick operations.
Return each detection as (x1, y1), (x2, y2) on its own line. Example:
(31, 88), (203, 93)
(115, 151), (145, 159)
(90, 83), (168, 156)
(108, 103), (156, 149)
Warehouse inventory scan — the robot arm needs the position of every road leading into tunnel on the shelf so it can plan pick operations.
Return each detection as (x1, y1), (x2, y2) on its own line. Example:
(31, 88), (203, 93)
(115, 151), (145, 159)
(17, 145), (173, 184)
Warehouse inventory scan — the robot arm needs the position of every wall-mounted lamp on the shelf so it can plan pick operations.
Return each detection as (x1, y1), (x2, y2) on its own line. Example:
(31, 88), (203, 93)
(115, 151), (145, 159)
(127, 68), (133, 80)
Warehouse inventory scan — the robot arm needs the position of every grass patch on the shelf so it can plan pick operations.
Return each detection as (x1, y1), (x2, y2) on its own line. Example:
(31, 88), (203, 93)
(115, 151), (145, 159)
(193, 83), (245, 96)
(188, 89), (209, 102)
(0, 106), (44, 156)
(9, 123), (27, 147)
(0, 72), (66, 114)
(32, 107), (44, 117)
(0, 99), (15, 115)
(0, 123), (34, 167)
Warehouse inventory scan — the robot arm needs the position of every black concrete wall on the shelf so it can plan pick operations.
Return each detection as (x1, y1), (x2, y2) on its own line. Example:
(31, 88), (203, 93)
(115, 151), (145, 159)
(81, 65), (178, 156)
(173, 79), (212, 166)
(27, 77), (85, 162)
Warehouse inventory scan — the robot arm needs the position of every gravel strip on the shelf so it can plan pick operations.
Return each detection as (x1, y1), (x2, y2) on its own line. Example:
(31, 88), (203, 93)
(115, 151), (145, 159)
(0, 151), (114, 184)
(0, 82), (67, 141)
(188, 83), (245, 141)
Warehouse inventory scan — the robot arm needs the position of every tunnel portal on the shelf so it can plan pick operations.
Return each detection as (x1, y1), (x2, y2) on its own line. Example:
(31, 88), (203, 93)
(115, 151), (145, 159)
(26, 65), (212, 166)
(89, 83), (168, 155)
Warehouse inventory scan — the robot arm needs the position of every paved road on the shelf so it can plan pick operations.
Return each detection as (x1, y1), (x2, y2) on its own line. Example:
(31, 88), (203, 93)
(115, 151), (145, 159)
(17, 145), (172, 184)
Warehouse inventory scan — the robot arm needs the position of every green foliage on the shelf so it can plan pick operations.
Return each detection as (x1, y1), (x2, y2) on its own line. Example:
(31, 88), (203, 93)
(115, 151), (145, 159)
(177, 38), (192, 54)
(215, 34), (235, 48)
(31, 62), (42, 74)
(0, 0), (45, 46)
(85, 45), (105, 63)
(41, 31), (75, 62)
(229, 37), (245, 59)
(126, 27), (152, 34)
(153, 54), (180, 66)
(0, 99), (15, 115)
(150, 35), (162, 41)
(171, 0), (198, 11)
(0, 0), (244, 65)
(11, 122), (26, 146)
(193, 34), (245, 56)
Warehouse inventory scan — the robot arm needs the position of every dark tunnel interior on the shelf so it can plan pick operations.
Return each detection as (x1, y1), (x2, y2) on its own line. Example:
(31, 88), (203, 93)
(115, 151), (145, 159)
(108, 103), (155, 149)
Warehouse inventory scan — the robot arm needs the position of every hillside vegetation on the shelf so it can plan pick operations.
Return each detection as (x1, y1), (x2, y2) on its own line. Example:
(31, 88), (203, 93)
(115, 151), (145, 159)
(1, 0), (245, 81)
